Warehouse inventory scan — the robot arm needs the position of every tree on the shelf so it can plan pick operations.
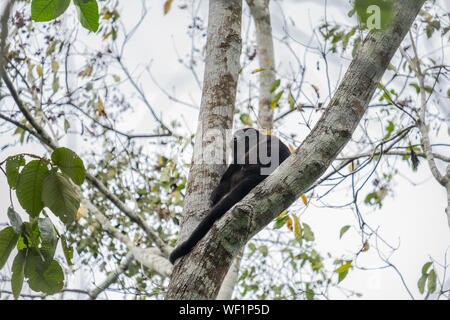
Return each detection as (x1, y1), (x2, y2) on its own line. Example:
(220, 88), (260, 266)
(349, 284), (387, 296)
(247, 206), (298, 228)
(0, 0), (448, 300)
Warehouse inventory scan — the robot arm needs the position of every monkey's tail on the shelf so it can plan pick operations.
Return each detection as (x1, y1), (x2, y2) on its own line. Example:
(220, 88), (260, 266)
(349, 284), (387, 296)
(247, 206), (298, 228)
(169, 177), (259, 264)
(169, 204), (226, 264)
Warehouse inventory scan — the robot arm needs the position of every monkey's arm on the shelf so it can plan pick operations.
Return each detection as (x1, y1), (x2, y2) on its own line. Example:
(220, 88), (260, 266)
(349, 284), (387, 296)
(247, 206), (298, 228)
(169, 174), (263, 264)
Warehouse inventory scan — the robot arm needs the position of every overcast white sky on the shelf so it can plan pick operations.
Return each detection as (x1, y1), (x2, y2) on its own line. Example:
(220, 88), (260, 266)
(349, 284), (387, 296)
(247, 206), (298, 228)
(0, 0), (449, 299)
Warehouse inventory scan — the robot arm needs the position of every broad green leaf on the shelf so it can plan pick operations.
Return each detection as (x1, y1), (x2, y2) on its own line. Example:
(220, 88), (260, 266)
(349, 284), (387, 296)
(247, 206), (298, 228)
(269, 79), (281, 93)
(38, 218), (57, 245)
(417, 274), (427, 294)
(334, 261), (352, 273)
(73, 0), (100, 32)
(7, 207), (24, 235)
(270, 90), (284, 110)
(302, 223), (315, 241)
(273, 214), (289, 229)
(31, 0), (70, 22)
(41, 171), (80, 225)
(338, 269), (349, 283)
(427, 269), (437, 293)
(16, 160), (49, 217)
(5, 155), (25, 189)
(51, 147), (86, 185)
(421, 262), (432, 275)
(239, 113), (252, 126)
(339, 225), (350, 239)
(36, 65), (43, 77)
(247, 243), (256, 252)
(0, 227), (19, 269)
(409, 83), (420, 94)
(23, 222), (41, 249)
(25, 254), (64, 295)
(258, 245), (268, 257)
(11, 250), (27, 299)
(305, 285), (314, 300)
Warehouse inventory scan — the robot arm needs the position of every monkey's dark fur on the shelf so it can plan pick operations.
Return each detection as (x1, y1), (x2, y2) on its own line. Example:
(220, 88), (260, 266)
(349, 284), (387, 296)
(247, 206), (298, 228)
(169, 128), (291, 264)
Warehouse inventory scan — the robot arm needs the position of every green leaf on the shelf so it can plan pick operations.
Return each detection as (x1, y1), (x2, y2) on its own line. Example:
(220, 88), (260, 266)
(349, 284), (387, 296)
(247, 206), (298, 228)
(417, 274), (427, 294)
(288, 91), (295, 110)
(11, 250), (27, 299)
(339, 225), (350, 239)
(0, 227), (19, 270)
(338, 269), (349, 283)
(269, 79), (281, 93)
(31, 0), (71, 22)
(258, 245), (268, 257)
(16, 160), (49, 217)
(427, 269), (437, 293)
(273, 214), (289, 229)
(302, 223), (315, 241)
(421, 262), (432, 275)
(38, 217), (57, 245)
(73, 0), (100, 32)
(51, 147), (86, 185)
(7, 207), (24, 235)
(334, 261), (352, 274)
(25, 253), (64, 295)
(61, 235), (73, 266)
(305, 284), (314, 300)
(271, 90), (284, 110)
(5, 155), (25, 189)
(239, 113), (252, 126)
(384, 120), (395, 140)
(41, 171), (80, 225)
(64, 119), (70, 133)
(409, 83), (420, 93)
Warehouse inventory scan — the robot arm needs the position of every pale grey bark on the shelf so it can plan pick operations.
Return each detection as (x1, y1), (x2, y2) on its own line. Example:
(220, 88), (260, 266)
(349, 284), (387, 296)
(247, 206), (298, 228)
(399, 38), (450, 228)
(217, 0), (276, 298)
(174, 0), (243, 245)
(166, 0), (243, 299)
(165, 0), (425, 300)
(247, 0), (275, 131)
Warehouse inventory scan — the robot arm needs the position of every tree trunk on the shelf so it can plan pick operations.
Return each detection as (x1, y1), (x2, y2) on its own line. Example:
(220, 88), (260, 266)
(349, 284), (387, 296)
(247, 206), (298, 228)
(216, 0), (276, 298)
(166, 0), (242, 299)
(166, 0), (425, 300)
(247, 0), (275, 131)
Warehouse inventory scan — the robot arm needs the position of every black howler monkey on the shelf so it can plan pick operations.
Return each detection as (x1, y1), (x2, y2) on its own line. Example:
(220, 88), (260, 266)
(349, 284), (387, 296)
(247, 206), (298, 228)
(169, 128), (291, 264)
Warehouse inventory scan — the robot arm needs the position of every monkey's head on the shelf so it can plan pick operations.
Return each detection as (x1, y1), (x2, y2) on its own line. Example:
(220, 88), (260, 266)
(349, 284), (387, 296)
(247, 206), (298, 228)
(231, 128), (261, 165)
